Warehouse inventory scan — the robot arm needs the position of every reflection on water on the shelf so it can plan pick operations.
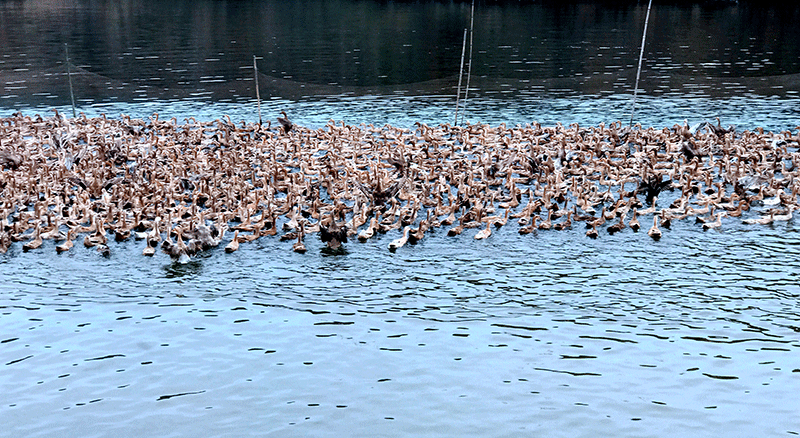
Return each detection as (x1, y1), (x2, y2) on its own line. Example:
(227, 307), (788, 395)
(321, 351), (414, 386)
(2, 1), (800, 437)
(163, 259), (204, 279)
(1, 0), (799, 108)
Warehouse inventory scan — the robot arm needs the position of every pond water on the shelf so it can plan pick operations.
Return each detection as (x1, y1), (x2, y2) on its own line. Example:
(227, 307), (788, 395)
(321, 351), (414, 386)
(2, 1), (800, 437)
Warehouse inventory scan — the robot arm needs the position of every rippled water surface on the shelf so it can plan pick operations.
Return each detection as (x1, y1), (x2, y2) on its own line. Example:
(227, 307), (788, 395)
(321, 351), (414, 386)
(3, 1), (800, 437)
(3, 224), (800, 437)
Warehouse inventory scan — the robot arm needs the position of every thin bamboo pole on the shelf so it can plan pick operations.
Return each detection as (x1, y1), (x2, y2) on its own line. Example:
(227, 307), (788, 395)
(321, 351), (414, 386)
(65, 43), (76, 118)
(629, 0), (653, 127)
(461, 0), (475, 126)
(254, 55), (262, 125)
(455, 29), (468, 126)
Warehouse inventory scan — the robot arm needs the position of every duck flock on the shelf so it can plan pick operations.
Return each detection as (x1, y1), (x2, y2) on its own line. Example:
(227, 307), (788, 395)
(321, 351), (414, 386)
(0, 110), (798, 261)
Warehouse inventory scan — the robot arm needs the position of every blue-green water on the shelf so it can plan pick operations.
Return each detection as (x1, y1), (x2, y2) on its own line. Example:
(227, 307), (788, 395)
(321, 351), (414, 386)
(2, 1), (800, 436)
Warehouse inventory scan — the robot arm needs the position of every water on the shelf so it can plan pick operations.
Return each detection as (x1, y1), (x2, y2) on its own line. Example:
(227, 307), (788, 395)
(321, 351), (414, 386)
(2, 1), (800, 436)
(1, 0), (799, 128)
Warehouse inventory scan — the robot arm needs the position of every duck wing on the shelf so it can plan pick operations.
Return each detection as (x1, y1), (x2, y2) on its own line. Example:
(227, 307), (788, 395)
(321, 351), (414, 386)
(374, 178), (406, 205)
(319, 224), (334, 243)
(320, 224), (348, 244)
(638, 174), (672, 206)
(356, 181), (374, 200)
(337, 226), (348, 243)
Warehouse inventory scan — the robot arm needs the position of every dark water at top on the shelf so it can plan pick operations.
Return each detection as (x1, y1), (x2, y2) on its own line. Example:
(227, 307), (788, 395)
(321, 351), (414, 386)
(1, 0), (799, 128)
(2, 1), (800, 437)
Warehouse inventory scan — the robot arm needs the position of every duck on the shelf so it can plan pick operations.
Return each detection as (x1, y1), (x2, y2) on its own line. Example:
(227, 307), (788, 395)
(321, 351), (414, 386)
(606, 212), (626, 235)
(762, 189), (784, 206)
(160, 227), (175, 253)
(537, 210), (552, 230)
(724, 199), (749, 218)
(408, 210), (431, 244)
(262, 213), (279, 237)
(388, 226), (411, 252)
(743, 210), (775, 225)
(474, 221), (492, 240)
(628, 208), (640, 232)
(358, 216), (379, 242)
(55, 228), (75, 253)
(113, 212), (132, 241)
(447, 222), (464, 236)
(440, 204), (458, 226)
(518, 222), (536, 235)
(225, 230), (240, 253)
(585, 206), (607, 228)
(357, 178), (407, 208)
(292, 221), (307, 254)
(647, 215), (662, 240)
(320, 215), (348, 250)
(22, 223), (43, 251)
(695, 205), (716, 224)
(659, 209), (672, 229)
(277, 111), (293, 134)
(702, 212), (725, 230)
(238, 225), (262, 243)
(84, 217), (108, 247)
(169, 229), (191, 263)
(0, 232), (10, 254)
(142, 241), (157, 256)
(40, 218), (67, 241)
(772, 205), (796, 222)
(283, 206), (300, 231)
(483, 208), (509, 228)
(146, 217), (162, 246)
(183, 223), (220, 251)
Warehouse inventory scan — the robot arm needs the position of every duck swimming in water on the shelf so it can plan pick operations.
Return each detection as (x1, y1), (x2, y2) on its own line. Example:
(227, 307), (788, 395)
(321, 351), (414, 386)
(702, 212), (725, 230)
(320, 215), (348, 250)
(277, 111), (293, 134)
(293, 221), (307, 254)
(22, 223), (43, 251)
(648, 215), (662, 240)
(0, 232), (10, 254)
(142, 240), (156, 256)
(167, 228), (191, 264)
(628, 208), (640, 232)
(473, 220), (492, 240)
(357, 216), (379, 242)
(225, 230), (240, 253)
(1, 111), (797, 262)
(606, 212), (626, 235)
(388, 226), (411, 252)
(743, 209), (775, 225)
(55, 228), (76, 253)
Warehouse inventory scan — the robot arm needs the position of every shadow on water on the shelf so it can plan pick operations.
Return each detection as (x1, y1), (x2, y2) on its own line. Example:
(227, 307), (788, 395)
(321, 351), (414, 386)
(163, 259), (204, 278)
(320, 246), (349, 257)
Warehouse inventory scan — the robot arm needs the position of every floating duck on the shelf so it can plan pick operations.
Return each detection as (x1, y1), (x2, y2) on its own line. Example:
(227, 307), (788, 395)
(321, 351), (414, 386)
(702, 212), (725, 230)
(55, 228), (75, 253)
(22, 224), (43, 251)
(277, 111), (293, 134)
(225, 230), (240, 253)
(388, 226), (411, 252)
(474, 222), (492, 240)
(320, 215), (348, 250)
(0, 111), (795, 261)
(293, 221), (307, 254)
(648, 215), (662, 240)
